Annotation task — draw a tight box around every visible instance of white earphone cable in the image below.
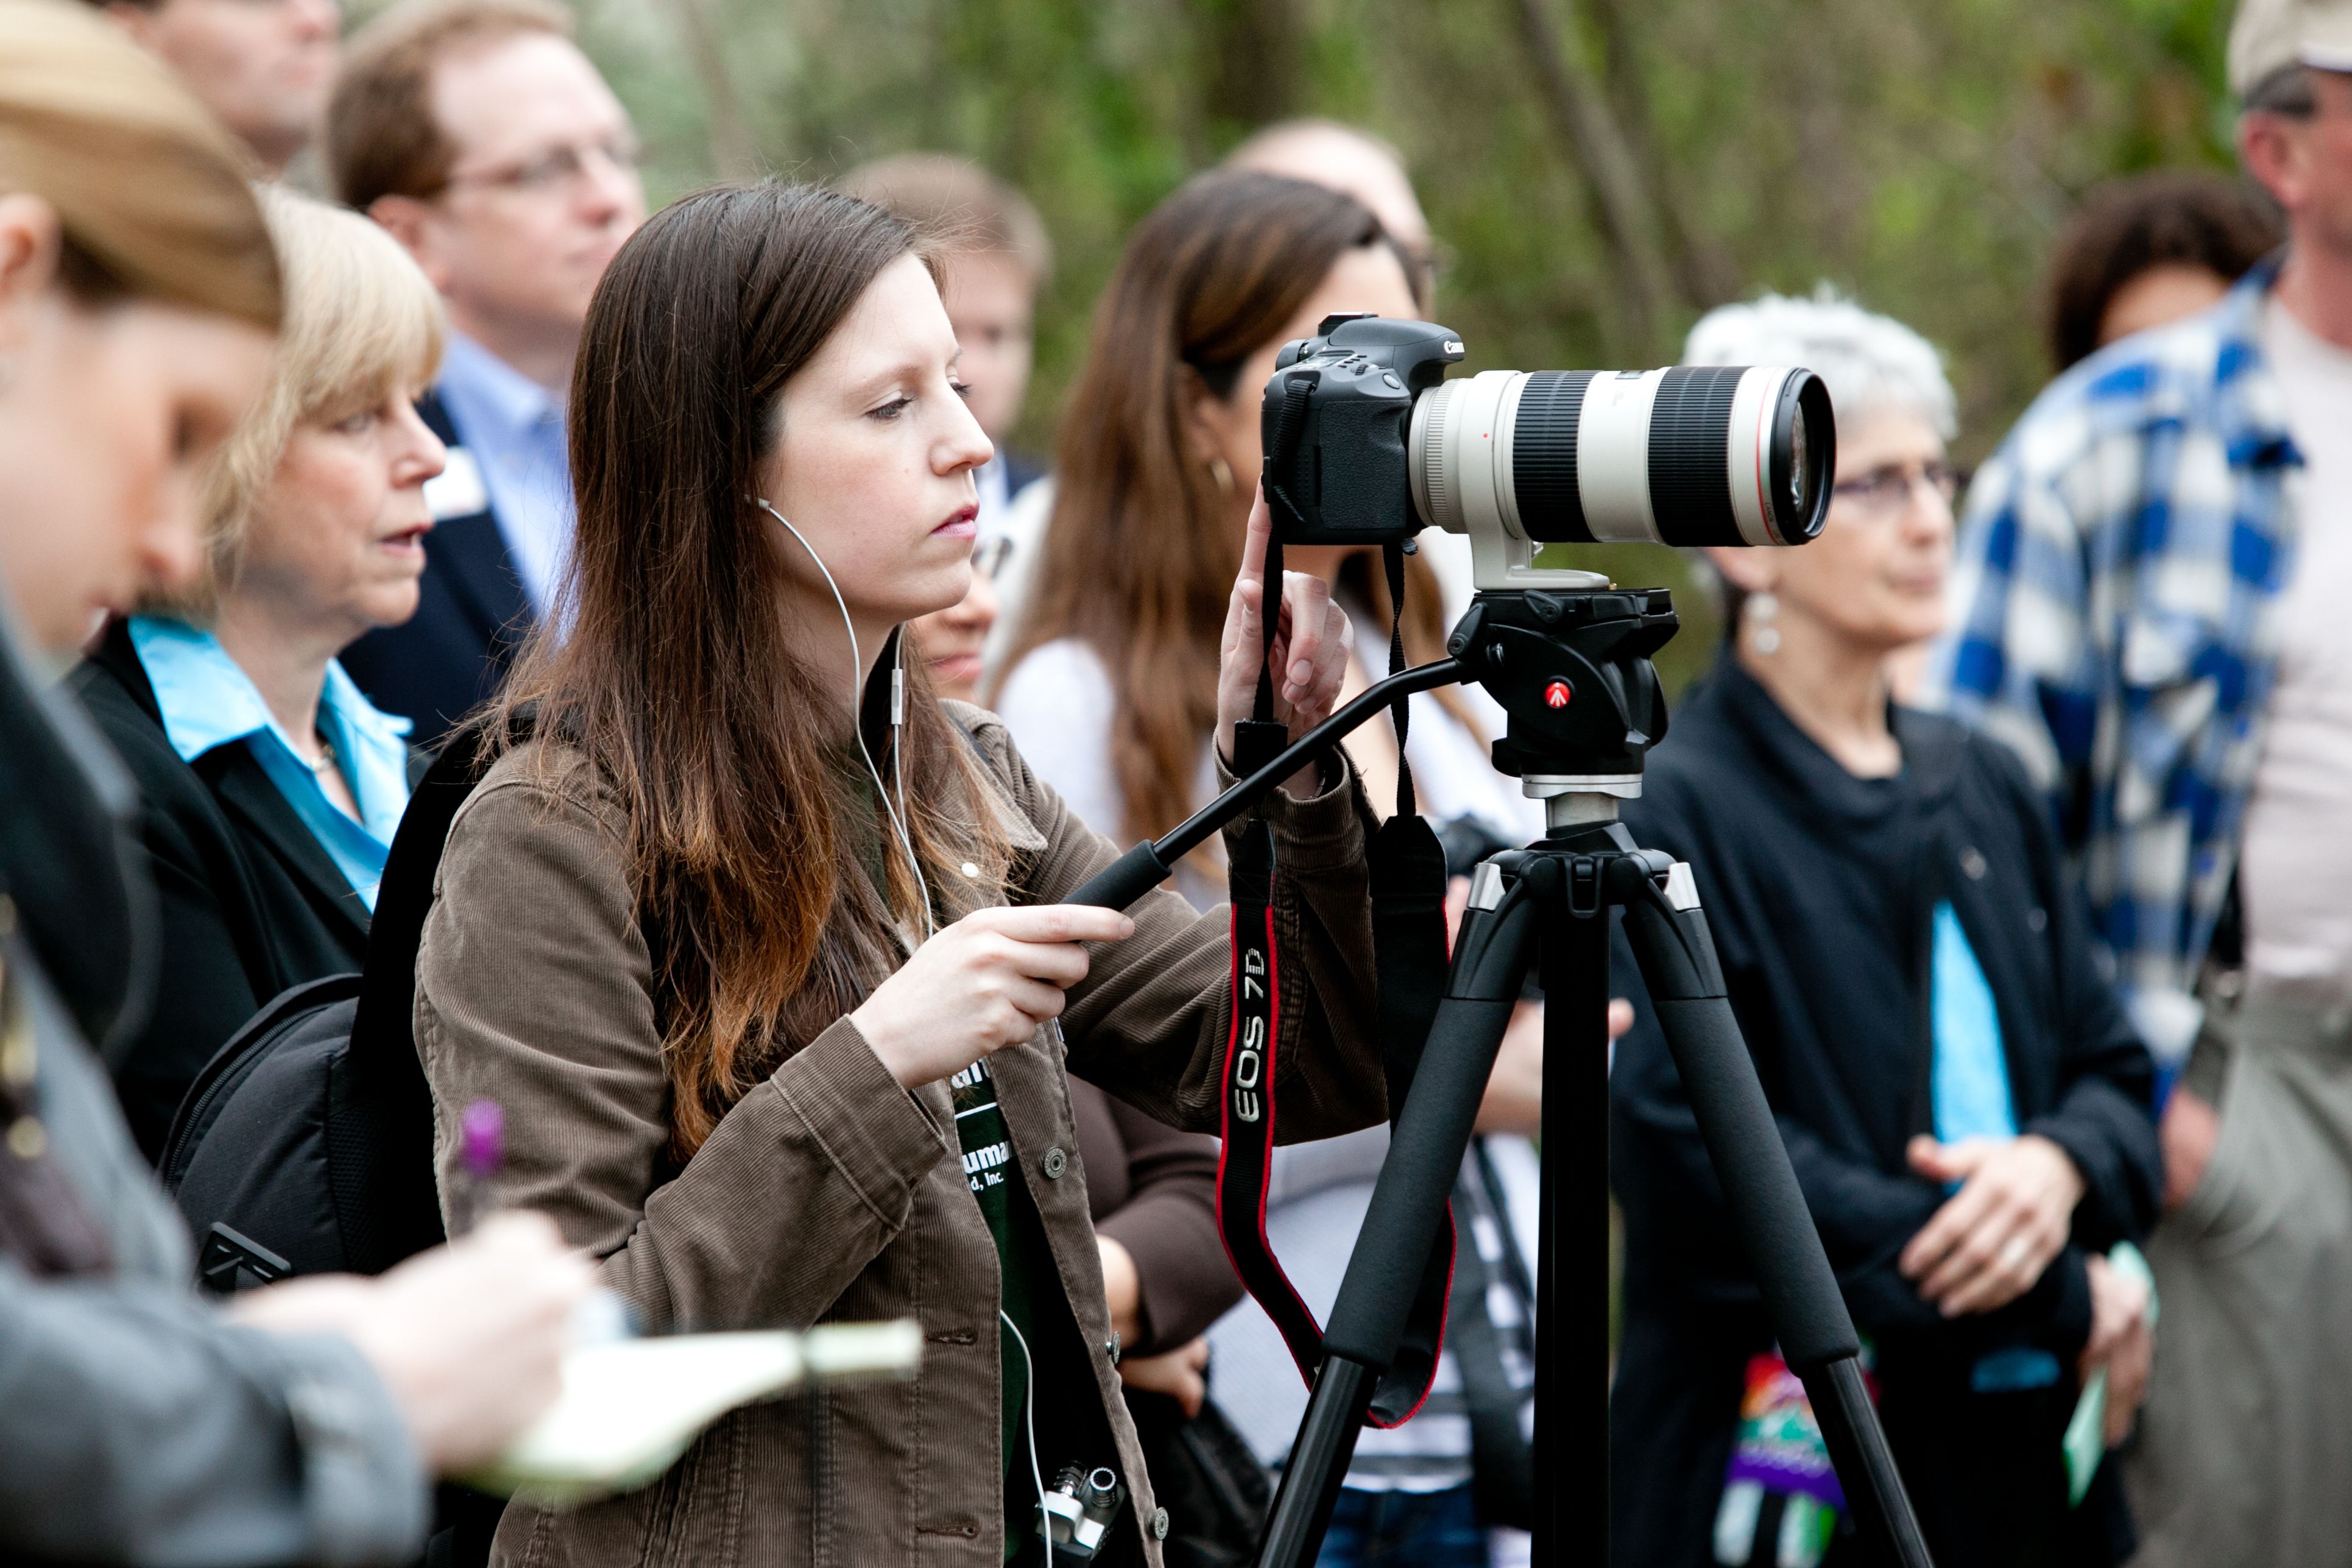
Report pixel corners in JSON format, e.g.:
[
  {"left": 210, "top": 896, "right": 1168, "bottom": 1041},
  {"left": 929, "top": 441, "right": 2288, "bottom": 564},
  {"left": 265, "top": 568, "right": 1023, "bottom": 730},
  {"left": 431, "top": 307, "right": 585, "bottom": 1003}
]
[
  {"left": 754, "top": 496, "right": 933, "bottom": 938},
  {"left": 1000, "top": 1307, "right": 1051, "bottom": 1542}
]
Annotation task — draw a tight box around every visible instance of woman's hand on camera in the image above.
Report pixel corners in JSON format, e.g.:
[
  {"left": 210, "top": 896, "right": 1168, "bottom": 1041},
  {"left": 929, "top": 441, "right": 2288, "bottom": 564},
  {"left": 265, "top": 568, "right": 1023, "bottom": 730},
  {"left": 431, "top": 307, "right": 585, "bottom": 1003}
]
[
  {"left": 1899, "top": 1132, "right": 2085, "bottom": 1316},
  {"left": 850, "top": 905, "right": 1135, "bottom": 1089},
  {"left": 1217, "top": 485, "right": 1352, "bottom": 799}
]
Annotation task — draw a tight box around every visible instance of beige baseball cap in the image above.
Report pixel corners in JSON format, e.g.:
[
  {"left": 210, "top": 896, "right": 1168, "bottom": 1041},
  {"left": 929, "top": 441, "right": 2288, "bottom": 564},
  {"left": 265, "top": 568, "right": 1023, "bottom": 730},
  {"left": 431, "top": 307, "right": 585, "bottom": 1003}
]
[{"left": 2231, "top": 0, "right": 2352, "bottom": 96}]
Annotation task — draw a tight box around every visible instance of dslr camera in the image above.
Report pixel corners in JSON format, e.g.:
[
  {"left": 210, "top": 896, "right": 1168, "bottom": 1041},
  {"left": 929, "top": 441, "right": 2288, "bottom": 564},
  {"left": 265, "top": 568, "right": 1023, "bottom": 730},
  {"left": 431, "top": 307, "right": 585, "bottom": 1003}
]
[{"left": 1259, "top": 314, "right": 1836, "bottom": 587}]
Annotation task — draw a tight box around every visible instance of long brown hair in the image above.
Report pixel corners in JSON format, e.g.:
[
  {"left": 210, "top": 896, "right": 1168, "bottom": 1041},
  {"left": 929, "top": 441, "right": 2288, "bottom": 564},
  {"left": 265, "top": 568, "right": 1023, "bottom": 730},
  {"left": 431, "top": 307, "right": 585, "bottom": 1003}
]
[
  {"left": 1001, "top": 169, "right": 1460, "bottom": 846},
  {"left": 490, "top": 182, "right": 1008, "bottom": 1156}
]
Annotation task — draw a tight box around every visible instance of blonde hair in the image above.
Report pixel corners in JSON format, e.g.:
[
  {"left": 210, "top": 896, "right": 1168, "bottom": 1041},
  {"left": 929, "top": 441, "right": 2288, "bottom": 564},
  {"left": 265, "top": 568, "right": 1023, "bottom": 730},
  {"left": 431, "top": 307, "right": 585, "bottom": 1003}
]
[
  {"left": 0, "top": 0, "right": 280, "bottom": 331},
  {"left": 172, "top": 187, "right": 445, "bottom": 613}
]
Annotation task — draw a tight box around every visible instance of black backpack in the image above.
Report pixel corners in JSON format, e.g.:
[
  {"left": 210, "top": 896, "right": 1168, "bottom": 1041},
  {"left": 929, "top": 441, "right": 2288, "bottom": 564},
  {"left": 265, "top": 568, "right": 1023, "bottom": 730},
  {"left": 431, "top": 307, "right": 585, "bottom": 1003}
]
[{"left": 160, "top": 722, "right": 498, "bottom": 1285}]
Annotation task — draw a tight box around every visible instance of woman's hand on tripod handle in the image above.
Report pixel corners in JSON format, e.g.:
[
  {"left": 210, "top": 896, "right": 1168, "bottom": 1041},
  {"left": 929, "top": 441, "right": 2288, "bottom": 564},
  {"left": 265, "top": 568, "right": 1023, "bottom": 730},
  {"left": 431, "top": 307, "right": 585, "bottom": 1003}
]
[
  {"left": 1216, "top": 485, "right": 1352, "bottom": 800},
  {"left": 851, "top": 905, "right": 1135, "bottom": 1089}
]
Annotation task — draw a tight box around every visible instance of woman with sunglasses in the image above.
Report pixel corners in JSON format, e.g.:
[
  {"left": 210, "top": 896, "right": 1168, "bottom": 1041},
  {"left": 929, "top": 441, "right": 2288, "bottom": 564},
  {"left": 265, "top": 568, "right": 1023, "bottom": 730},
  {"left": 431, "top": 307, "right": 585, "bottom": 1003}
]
[{"left": 1607, "top": 293, "right": 2163, "bottom": 1568}]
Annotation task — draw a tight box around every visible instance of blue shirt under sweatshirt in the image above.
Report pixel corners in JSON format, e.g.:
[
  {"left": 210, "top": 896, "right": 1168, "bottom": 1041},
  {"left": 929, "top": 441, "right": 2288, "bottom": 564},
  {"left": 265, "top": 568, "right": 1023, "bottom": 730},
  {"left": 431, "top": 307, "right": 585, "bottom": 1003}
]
[{"left": 127, "top": 616, "right": 412, "bottom": 909}]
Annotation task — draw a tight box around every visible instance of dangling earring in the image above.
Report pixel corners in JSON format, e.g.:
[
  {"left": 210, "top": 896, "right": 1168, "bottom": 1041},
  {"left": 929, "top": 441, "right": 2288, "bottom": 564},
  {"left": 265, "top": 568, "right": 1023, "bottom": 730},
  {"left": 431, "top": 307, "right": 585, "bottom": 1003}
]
[
  {"left": 1207, "top": 456, "right": 1235, "bottom": 500},
  {"left": 1746, "top": 590, "right": 1781, "bottom": 655}
]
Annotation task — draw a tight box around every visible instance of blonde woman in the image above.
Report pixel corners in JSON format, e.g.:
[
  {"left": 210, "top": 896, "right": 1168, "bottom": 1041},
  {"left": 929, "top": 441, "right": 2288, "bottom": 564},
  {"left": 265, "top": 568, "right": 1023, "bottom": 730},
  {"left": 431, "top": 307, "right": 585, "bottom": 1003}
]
[
  {"left": 0, "top": 7, "right": 587, "bottom": 1559},
  {"left": 73, "top": 185, "right": 448, "bottom": 1160}
]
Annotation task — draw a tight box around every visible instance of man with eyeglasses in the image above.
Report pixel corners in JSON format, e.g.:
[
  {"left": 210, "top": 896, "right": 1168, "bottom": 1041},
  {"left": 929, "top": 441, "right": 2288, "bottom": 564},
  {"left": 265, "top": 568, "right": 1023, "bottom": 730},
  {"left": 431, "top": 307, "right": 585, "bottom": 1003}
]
[
  {"left": 1935, "top": 1, "right": 2352, "bottom": 1559},
  {"left": 326, "top": 0, "right": 645, "bottom": 744}
]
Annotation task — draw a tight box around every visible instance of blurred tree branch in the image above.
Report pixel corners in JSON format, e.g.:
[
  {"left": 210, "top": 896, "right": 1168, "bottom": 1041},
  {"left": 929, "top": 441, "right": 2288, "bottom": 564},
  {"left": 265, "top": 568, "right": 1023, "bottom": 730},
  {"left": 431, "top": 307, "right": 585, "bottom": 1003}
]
[
  {"left": 1587, "top": 0, "right": 1742, "bottom": 309},
  {"left": 1508, "top": 0, "right": 1674, "bottom": 352},
  {"left": 1193, "top": 0, "right": 1302, "bottom": 138},
  {"left": 662, "top": 0, "right": 760, "bottom": 179}
]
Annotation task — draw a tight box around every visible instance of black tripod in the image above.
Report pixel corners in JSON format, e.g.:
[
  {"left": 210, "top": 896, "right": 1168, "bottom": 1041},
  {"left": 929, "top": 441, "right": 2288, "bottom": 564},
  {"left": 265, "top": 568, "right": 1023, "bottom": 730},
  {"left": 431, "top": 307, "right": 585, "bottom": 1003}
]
[{"left": 1070, "top": 585, "right": 1932, "bottom": 1568}]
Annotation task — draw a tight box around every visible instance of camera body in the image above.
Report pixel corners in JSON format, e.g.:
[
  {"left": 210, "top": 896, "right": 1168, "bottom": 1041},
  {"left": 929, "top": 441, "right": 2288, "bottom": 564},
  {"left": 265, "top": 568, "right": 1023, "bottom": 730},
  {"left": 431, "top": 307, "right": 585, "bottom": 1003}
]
[
  {"left": 1260, "top": 314, "right": 1463, "bottom": 546},
  {"left": 1260, "top": 315, "right": 1836, "bottom": 590}
]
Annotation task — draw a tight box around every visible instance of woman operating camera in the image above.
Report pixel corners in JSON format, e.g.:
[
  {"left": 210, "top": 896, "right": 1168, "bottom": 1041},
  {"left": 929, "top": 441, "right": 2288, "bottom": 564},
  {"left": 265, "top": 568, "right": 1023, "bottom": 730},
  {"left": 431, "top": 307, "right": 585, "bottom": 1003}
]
[{"left": 413, "top": 180, "right": 1383, "bottom": 1566}]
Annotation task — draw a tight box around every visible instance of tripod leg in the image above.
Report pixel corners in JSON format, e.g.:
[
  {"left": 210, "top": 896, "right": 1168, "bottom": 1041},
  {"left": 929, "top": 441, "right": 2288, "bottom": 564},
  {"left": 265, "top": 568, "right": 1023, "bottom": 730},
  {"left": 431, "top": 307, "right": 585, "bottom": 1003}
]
[
  {"left": 1534, "top": 900, "right": 1608, "bottom": 1564},
  {"left": 1252, "top": 886, "right": 1539, "bottom": 1568},
  {"left": 1619, "top": 875, "right": 1935, "bottom": 1568}
]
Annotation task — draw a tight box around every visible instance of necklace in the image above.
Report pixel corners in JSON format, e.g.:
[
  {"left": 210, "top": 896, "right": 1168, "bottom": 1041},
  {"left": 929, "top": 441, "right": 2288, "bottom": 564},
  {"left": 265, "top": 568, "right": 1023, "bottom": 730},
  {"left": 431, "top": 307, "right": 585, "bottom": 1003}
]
[{"left": 308, "top": 730, "right": 337, "bottom": 774}]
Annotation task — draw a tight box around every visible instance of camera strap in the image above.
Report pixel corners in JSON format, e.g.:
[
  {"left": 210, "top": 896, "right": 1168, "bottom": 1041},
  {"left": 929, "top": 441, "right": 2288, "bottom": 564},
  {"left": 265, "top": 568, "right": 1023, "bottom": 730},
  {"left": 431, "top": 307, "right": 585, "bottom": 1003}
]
[{"left": 1215, "top": 539, "right": 1455, "bottom": 1430}]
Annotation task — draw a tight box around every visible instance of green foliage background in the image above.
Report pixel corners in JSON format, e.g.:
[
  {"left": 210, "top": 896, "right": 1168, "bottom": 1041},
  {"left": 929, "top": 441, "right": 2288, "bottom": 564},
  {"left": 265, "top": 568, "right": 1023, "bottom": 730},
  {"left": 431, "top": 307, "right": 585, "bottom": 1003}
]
[{"left": 367, "top": 0, "right": 2244, "bottom": 683}]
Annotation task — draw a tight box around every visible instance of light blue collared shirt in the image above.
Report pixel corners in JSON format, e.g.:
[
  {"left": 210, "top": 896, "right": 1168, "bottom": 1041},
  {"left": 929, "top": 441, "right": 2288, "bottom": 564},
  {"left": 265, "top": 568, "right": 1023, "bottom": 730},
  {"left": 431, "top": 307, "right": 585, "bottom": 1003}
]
[
  {"left": 128, "top": 616, "right": 413, "bottom": 910},
  {"left": 433, "top": 331, "right": 573, "bottom": 615}
]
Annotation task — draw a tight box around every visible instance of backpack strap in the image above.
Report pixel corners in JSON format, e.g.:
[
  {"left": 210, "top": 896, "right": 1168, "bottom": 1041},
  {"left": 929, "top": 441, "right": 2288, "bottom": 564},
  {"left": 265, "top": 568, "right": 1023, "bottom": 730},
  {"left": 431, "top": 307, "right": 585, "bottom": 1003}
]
[{"left": 334, "top": 715, "right": 524, "bottom": 1274}]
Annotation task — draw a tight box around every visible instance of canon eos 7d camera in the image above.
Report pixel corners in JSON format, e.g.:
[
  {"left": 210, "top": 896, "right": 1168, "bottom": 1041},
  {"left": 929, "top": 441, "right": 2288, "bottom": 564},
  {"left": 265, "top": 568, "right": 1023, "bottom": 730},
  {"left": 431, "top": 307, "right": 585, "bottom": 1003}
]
[{"left": 1259, "top": 314, "right": 1837, "bottom": 586}]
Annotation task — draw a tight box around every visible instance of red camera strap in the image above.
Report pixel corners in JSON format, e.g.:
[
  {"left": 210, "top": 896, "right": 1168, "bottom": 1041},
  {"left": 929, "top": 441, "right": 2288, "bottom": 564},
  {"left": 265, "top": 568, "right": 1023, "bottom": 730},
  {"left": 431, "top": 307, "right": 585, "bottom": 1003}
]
[{"left": 1214, "top": 814, "right": 1456, "bottom": 1430}]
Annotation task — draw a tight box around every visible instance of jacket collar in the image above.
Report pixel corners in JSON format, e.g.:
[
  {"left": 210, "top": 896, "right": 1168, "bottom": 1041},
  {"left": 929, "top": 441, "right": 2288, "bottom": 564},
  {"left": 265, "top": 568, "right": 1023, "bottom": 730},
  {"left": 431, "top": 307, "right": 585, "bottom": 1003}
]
[
  {"left": 122, "top": 617, "right": 402, "bottom": 927},
  {"left": 1706, "top": 652, "right": 1961, "bottom": 825}
]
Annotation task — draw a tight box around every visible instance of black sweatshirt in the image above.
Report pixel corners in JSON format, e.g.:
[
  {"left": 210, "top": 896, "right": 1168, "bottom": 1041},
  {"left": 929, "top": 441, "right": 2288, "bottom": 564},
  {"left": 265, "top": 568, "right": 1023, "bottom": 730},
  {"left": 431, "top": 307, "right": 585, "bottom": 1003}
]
[{"left": 1608, "top": 658, "right": 2160, "bottom": 1568}]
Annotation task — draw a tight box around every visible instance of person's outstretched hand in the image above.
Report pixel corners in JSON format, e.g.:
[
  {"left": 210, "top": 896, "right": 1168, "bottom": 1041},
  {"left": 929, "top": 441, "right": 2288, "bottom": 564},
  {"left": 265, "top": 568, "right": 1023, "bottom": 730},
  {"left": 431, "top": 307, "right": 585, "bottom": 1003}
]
[
  {"left": 1899, "top": 1134, "right": 2085, "bottom": 1316},
  {"left": 1215, "top": 484, "right": 1351, "bottom": 799},
  {"left": 230, "top": 1211, "right": 594, "bottom": 1472},
  {"left": 852, "top": 904, "right": 1135, "bottom": 1089}
]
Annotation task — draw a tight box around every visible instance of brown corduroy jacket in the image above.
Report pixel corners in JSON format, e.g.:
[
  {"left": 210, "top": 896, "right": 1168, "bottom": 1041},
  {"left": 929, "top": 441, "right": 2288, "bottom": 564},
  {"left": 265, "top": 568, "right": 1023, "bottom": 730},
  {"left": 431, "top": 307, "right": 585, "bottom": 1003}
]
[{"left": 412, "top": 702, "right": 1383, "bottom": 1568}]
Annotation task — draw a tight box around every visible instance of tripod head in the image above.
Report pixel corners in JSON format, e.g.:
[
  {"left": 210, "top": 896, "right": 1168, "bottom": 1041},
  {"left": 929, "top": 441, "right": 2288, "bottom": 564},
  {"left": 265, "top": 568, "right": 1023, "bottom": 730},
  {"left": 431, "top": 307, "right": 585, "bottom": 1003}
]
[
  {"left": 1445, "top": 587, "right": 1679, "bottom": 830},
  {"left": 1064, "top": 582, "right": 1687, "bottom": 908}
]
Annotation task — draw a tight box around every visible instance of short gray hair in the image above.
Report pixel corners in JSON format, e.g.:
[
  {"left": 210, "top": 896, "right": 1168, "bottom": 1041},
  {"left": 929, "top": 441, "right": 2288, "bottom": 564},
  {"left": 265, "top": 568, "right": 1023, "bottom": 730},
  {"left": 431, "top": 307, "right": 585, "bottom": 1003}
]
[{"left": 1682, "top": 286, "right": 1957, "bottom": 440}]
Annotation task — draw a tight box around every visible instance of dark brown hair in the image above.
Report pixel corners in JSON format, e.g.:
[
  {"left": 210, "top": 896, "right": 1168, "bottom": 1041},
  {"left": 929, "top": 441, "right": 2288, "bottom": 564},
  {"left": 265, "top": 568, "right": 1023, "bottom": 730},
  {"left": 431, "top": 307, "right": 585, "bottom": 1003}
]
[
  {"left": 490, "top": 182, "right": 1007, "bottom": 1156},
  {"left": 1001, "top": 169, "right": 1453, "bottom": 847},
  {"left": 2044, "top": 169, "right": 2281, "bottom": 370},
  {"left": 326, "top": 0, "right": 573, "bottom": 209}
]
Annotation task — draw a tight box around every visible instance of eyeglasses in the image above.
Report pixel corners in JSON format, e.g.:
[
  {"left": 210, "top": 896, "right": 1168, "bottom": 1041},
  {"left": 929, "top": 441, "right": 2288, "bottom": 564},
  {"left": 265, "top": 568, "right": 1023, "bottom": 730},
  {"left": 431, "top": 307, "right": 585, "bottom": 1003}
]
[
  {"left": 441, "top": 133, "right": 643, "bottom": 197},
  {"left": 1829, "top": 460, "right": 1962, "bottom": 518},
  {"left": 973, "top": 536, "right": 1014, "bottom": 579}
]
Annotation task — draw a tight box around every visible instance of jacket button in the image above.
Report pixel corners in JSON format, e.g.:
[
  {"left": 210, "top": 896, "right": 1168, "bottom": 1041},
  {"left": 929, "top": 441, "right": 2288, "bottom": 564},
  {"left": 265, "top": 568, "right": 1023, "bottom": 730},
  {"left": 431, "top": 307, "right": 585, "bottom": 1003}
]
[
  {"left": 1151, "top": 1507, "right": 1170, "bottom": 1540},
  {"left": 1042, "top": 1146, "right": 1068, "bottom": 1179}
]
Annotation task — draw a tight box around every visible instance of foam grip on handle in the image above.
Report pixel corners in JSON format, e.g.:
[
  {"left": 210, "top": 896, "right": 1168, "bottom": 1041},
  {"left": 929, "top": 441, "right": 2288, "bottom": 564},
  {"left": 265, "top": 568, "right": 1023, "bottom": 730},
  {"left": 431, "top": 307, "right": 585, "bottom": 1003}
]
[
  {"left": 1065, "top": 842, "right": 1174, "bottom": 911},
  {"left": 1320, "top": 997, "right": 1513, "bottom": 1366},
  {"left": 1648, "top": 997, "right": 1859, "bottom": 1369}
]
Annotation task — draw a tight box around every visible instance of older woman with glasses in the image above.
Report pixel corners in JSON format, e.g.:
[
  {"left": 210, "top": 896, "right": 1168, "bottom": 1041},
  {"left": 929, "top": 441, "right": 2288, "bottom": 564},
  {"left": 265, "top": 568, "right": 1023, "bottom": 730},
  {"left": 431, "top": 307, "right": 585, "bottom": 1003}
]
[{"left": 1607, "top": 294, "right": 2163, "bottom": 1568}]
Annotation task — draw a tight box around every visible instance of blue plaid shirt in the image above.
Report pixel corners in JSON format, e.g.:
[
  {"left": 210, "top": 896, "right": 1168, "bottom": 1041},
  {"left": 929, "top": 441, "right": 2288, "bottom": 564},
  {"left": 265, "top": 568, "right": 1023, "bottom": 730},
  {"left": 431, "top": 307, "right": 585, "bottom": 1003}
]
[{"left": 1929, "top": 262, "right": 2304, "bottom": 1065}]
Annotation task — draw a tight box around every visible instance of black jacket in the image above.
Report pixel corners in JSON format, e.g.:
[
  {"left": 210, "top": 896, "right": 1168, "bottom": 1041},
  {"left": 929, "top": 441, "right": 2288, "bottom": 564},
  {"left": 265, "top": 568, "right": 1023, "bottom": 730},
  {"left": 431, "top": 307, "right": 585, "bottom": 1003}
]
[
  {"left": 1608, "top": 658, "right": 2160, "bottom": 1568},
  {"left": 69, "top": 622, "right": 375, "bottom": 1162},
  {"left": 339, "top": 389, "right": 532, "bottom": 749}
]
